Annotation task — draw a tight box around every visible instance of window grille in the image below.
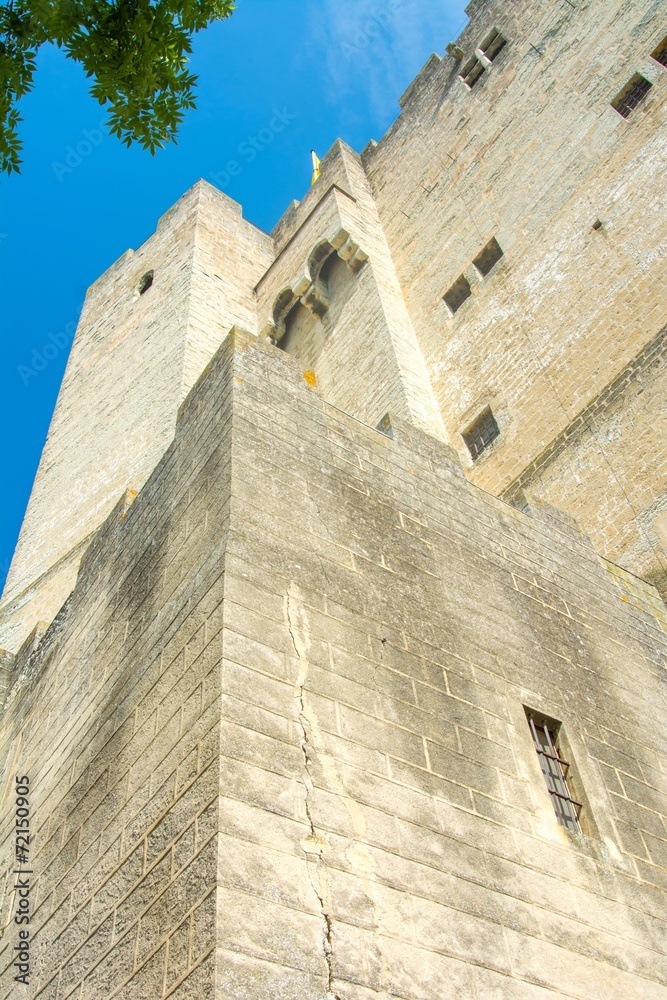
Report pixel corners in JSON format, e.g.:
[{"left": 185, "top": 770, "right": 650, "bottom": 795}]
[
  {"left": 460, "top": 57, "right": 485, "bottom": 89},
  {"left": 611, "top": 74, "right": 653, "bottom": 118},
  {"left": 650, "top": 34, "right": 667, "bottom": 67},
  {"left": 480, "top": 29, "right": 507, "bottom": 62},
  {"left": 528, "top": 714, "right": 582, "bottom": 833},
  {"left": 462, "top": 407, "right": 500, "bottom": 460}
]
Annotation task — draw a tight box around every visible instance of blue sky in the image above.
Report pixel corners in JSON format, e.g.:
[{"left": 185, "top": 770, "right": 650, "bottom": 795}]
[{"left": 0, "top": 0, "right": 468, "bottom": 593}]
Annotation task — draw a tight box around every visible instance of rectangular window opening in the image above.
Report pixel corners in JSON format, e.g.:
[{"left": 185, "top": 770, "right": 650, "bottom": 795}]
[
  {"left": 526, "top": 711, "right": 582, "bottom": 834},
  {"left": 480, "top": 28, "right": 507, "bottom": 62},
  {"left": 462, "top": 407, "right": 500, "bottom": 460},
  {"left": 651, "top": 34, "right": 667, "bottom": 67},
  {"left": 443, "top": 274, "right": 472, "bottom": 315},
  {"left": 611, "top": 73, "right": 653, "bottom": 118},
  {"left": 460, "top": 56, "right": 485, "bottom": 89},
  {"left": 473, "top": 237, "right": 504, "bottom": 277}
]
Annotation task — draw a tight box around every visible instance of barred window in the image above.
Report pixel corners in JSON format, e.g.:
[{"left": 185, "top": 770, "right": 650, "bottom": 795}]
[
  {"left": 527, "top": 713, "right": 582, "bottom": 833},
  {"left": 462, "top": 407, "right": 500, "bottom": 460},
  {"left": 611, "top": 74, "right": 653, "bottom": 118},
  {"left": 650, "top": 33, "right": 667, "bottom": 68}
]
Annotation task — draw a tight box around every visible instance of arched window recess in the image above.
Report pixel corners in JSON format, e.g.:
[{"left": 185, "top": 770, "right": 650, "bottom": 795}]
[{"left": 261, "top": 232, "right": 369, "bottom": 346}]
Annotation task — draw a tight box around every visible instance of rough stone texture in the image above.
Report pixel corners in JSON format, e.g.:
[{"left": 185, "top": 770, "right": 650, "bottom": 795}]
[
  {"left": 0, "top": 183, "right": 273, "bottom": 651},
  {"left": 1, "top": 332, "right": 666, "bottom": 999},
  {"left": 1, "top": 0, "right": 667, "bottom": 996},
  {"left": 504, "top": 326, "right": 667, "bottom": 594},
  {"left": 363, "top": 0, "right": 667, "bottom": 595},
  {"left": 256, "top": 140, "right": 447, "bottom": 442},
  {"left": 3, "top": 0, "right": 666, "bottom": 647}
]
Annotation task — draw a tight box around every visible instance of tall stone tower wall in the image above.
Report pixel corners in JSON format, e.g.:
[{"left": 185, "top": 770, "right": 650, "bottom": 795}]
[
  {"left": 1, "top": 0, "right": 666, "bottom": 996},
  {"left": 364, "top": 0, "right": 667, "bottom": 593},
  {"left": 1, "top": 333, "right": 666, "bottom": 998},
  {"left": 256, "top": 141, "right": 447, "bottom": 441},
  {"left": 0, "top": 184, "right": 273, "bottom": 651}
]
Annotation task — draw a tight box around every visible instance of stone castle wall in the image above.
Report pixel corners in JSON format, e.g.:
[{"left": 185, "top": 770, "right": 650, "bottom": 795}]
[
  {"left": 0, "top": 184, "right": 273, "bottom": 652},
  {"left": 0, "top": 332, "right": 666, "bottom": 998},
  {"left": 3, "top": 0, "right": 666, "bottom": 650},
  {"left": 0, "top": 0, "right": 666, "bottom": 995},
  {"left": 363, "top": 0, "right": 667, "bottom": 593}
]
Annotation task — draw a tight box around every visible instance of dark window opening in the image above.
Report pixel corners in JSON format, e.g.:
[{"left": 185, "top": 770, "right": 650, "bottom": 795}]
[
  {"left": 443, "top": 275, "right": 472, "bottom": 314},
  {"left": 611, "top": 74, "right": 653, "bottom": 118},
  {"left": 592, "top": 219, "right": 603, "bottom": 231},
  {"left": 480, "top": 28, "right": 507, "bottom": 62},
  {"left": 139, "top": 270, "right": 154, "bottom": 295},
  {"left": 460, "top": 56, "right": 485, "bottom": 88},
  {"left": 527, "top": 712, "right": 582, "bottom": 834},
  {"left": 473, "top": 237, "right": 504, "bottom": 277},
  {"left": 462, "top": 407, "right": 500, "bottom": 460},
  {"left": 650, "top": 34, "right": 667, "bottom": 68}
]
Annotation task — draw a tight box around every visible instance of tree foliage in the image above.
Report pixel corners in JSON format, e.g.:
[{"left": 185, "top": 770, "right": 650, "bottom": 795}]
[{"left": 0, "top": 0, "right": 235, "bottom": 173}]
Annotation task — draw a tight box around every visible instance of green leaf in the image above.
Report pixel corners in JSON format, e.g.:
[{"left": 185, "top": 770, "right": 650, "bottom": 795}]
[{"left": 0, "top": 0, "right": 236, "bottom": 173}]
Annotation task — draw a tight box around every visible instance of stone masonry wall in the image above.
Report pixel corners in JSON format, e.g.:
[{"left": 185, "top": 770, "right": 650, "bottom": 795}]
[
  {"left": 504, "top": 324, "right": 667, "bottom": 596},
  {"left": 214, "top": 333, "right": 667, "bottom": 998},
  {"left": 0, "top": 328, "right": 240, "bottom": 999},
  {"left": 2, "top": 332, "right": 665, "bottom": 998},
  {"left": 256, "top": 141, "right": 446, "bottom": 442},
  {"left": 364, "top": 0, "right": 667, "bottom": 589},
  {"left": 0, "top": 183, "right": 273, "bottom": 653}
]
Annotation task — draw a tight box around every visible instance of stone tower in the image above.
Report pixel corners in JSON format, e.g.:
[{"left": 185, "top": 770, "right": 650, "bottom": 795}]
[{"left": 1, "top": 1, "right": 667, "bottom": 998}]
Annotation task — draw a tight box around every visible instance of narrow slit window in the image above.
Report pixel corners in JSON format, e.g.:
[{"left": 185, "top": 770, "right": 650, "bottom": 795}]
[
  {"left": 611, "top": 74, "right": 653, "bottom": 118},
  {"left": 650, "top": 34, "right": 667, "bottom": 67},
  {"left": 462, "top": 407, "right": 499, "bottom": 460},
  {"left": 480, "top": 28, "right": 507, "bottom": 62},
  {"left": 443, "top": 275, "right": 472, "bottom": 314},
  {"left": 527, "top": 713, "right": 582, "bottom": 834},
  {"left": 460, "top": 56, "right": 485, "bottom": 89},
  {"left": 138, "top": 270, "right": 154, "bottom": 295},
  {"left": 473, "top": 237, "right": 504, "bottom": 277}
]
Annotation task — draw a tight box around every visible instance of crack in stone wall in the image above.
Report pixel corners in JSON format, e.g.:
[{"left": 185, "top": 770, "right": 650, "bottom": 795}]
[
  {"left": 286, "top": 588, "right": 342, "bottom": 999},
  {"left": 286, "top": 586, "right": 391, "bottom": 999}
]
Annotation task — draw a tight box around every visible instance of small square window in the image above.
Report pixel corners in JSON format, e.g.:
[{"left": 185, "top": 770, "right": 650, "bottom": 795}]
[
  {"left": 480, "top": 28, "right": 507, "bottom": 62},
  {"left": 443, "top": 275, "right": 472, "bottom": 314},
  {"left": 138, "top": 270, "right": 154, "bottom": 295},
  {"left": 460, "top": 56, "right": 485, "bottom": 89},
  {"left": 611, "top": 74, "right": 653, "bottom": 118},
  {"left": 473, "top": 237, "right": 504, "bottom": 277},
  {"left": 526, "top": 712, "right": 582, "bottom": 834},
  {"left": 462, "top": 407, "right": 500, "bottom": 460},
  {"left": 650, "top": 34, "right": 667, "bottom": 68}
]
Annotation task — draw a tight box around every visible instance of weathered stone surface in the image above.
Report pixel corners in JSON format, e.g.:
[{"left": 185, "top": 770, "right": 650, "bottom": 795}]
[
  {"left": 0, "top": 331, "right": 665, "bottom": 998},
  {"left": 1, "top": 1, "right": 667, "bottom": 995}
]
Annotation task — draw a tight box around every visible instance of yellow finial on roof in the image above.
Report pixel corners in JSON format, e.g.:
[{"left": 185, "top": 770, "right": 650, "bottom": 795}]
[{"left": 311, "top": 150, "right": 321, "bottom": 185}]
